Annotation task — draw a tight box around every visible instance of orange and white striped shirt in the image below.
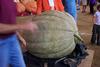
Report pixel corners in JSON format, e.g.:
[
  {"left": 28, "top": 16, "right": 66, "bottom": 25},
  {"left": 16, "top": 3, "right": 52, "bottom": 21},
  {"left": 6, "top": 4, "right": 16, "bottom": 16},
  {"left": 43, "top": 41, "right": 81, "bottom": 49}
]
[{"left": 36, "top": 0, "right": 64, "bottom": 15}]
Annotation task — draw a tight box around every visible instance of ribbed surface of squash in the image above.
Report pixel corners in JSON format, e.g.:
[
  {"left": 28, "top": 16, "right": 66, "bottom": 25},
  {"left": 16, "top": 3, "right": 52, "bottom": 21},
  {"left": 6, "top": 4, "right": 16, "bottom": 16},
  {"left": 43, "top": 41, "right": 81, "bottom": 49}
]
[{"left": 20, "top": 11, "right": 78, "bottom": 58}]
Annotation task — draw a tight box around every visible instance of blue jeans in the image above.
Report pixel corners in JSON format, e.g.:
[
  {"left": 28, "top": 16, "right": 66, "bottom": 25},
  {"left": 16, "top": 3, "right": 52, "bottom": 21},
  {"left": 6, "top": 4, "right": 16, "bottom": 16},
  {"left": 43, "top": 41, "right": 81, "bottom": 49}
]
[{"left": 0, "top": 35, "right": 26, "bottom": 67}]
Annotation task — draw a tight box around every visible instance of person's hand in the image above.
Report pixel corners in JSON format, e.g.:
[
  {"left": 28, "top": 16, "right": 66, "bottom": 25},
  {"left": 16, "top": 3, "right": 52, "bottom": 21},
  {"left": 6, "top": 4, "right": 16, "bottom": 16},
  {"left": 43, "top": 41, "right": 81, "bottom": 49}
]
[
  {"left": 51, "top": 6, "right": 55, "bottom": 10},
  {"left": 36, "top": 11, "right": 42, "bottom": 15},
  {"left": 19, "top": 22, "right": 38, "bottom": 33},
  {"left": 24, "top": 22, "right": 38, "bottom": 33}
]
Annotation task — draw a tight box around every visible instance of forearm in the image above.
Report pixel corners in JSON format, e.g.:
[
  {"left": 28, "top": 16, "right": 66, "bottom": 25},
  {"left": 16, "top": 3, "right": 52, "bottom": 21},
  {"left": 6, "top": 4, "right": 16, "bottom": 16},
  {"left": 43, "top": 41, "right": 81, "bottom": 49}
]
[
  {"left": 0, "top": 22, "right": 38, "bottom": 34},
  {"left": 0, "top": 23, "right": 20, "bottom": 34}
]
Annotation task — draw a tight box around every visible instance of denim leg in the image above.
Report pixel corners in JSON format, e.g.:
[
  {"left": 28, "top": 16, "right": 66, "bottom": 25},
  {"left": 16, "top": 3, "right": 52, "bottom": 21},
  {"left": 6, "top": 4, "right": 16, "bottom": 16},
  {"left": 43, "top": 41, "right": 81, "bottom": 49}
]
[
  {"left": 97, "top": 26, "right": 100, "bottom": 45},
  {"left": 91, "top": 24, "right": 97, "bottom": 44},
  {"left": 0, "top": 42, "right": 9, "bottom": 67},
  {"left": 97, "top": 34, "right": 100, "bottom": 45},
  {"left": 91, "top": 34, "right": 97, "bottom": 44},
  {"left": 9, "top": 35, "right": 26, "bottom": 67}
]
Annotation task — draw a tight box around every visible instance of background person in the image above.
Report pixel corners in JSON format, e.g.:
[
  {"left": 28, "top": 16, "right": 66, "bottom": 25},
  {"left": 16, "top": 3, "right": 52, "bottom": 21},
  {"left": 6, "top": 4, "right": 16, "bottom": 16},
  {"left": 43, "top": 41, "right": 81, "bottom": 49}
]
[
  {"left": 81, "top": 0, "right": 87, "bottom": 13},
  {"left": 91, "top": 5, "right": 100, "bottom": 45},
  {"left": 62, "top": 0, "right": 77, "bottom": 22},
  {"left": 89, "top": 0, "right": 96, "bottom": 15}
]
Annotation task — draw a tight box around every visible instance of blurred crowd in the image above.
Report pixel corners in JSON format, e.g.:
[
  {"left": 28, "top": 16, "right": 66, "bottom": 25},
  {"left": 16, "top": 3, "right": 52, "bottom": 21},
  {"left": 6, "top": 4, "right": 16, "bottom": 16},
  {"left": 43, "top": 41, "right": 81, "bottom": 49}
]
[{"left": 76, "top": 0, "right": 100, "bottom": 15}]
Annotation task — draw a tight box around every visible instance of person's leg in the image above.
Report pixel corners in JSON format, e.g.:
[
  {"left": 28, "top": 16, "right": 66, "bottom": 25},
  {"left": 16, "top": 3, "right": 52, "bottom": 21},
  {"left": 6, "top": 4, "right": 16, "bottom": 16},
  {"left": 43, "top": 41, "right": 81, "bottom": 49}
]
[
  {"left": 82, "top": 5, "right": 85, "bottom": 13},
  {"left": 0, "top": 39, "right": 9, "bottom": 67},
  {"left": 78, "top": 0, "right": 80, "bottom": 5},
  {"left": 97, "top": 34, "right": 100, "bottom": 45},
  {"left": 82, "top": 5, "right": 86, "bottom": 13},
  {"left": 84, "top": 5, "right": 87, "bottom": 12},
  {"left": 9, "top": 35, "right": 26, "bottom": 67},
  {"left": 76, "top": 0, "right": 80, "bottom": 11},
  {"left": 87, "top": 0, "right": 89, "bottom": 5},
  {"left": 91, "top": 24, "right": 97, "bottom": 44},
  {"left": 90, "top": 4, "right": 94, "bottom": 14},
  {"left": 92, "top": 4, "right": 95, "bottom": 14},
  {"left": 97, "top": 26, "right": 100, "bottom": 45},
  {"left": 90, "top": 4, "right": 92, "bottom": 14}
]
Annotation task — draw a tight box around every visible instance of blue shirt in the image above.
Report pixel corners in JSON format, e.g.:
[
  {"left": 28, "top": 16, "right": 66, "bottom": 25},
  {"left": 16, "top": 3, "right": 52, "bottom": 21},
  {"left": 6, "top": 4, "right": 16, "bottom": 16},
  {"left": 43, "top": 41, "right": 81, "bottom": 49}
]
[
  {"left": 62, "top": 0, "right": 77, "bottom": 19},
  {"left": 90, "top": 0, "right": 96, "bottom": 4}
]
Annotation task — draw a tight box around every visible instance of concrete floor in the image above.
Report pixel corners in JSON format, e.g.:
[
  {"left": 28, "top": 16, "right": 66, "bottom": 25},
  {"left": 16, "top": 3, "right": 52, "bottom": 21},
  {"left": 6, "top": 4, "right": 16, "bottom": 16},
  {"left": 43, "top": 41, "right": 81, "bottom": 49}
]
[{"left": 77, "top": 6, "right": 100, "bottom": 67}]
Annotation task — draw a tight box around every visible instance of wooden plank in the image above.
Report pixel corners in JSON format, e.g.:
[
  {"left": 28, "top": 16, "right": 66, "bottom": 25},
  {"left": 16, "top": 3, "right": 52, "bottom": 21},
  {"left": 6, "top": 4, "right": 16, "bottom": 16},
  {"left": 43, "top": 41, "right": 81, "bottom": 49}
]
[{"left": 78, "top": 49, "right": 94, "bottom": 67}]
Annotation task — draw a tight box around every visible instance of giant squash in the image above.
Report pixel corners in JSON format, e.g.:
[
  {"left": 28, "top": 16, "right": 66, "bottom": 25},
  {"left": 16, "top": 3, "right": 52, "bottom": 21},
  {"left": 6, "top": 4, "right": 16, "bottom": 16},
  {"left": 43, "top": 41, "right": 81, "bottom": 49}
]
[{"left": 22, "top": 11, "right": 79, "bottom": 58}]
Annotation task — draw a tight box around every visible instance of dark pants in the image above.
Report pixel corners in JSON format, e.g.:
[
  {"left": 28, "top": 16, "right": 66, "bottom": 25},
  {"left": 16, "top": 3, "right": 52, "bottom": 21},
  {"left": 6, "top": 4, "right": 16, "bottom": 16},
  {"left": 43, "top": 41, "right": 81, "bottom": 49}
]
[
  {"left": 23, "top": 43, "right": 88, "bottom": 67},
  {"left": 89, "top": 3, "right": 95, "bottom": 14},
  {"left": 91, "top": 24, "right": 100, "bottom": 45},
  {"left": 87, "top": 0, "right": 89, "bottom": 5}
]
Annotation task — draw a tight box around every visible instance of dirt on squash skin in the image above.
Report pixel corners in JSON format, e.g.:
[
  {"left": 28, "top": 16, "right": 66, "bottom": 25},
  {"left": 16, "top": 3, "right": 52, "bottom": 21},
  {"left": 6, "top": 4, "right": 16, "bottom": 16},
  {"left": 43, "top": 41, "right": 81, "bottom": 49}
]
[{"left": 77, "top": 6, "right": 100, "bottom": 67}]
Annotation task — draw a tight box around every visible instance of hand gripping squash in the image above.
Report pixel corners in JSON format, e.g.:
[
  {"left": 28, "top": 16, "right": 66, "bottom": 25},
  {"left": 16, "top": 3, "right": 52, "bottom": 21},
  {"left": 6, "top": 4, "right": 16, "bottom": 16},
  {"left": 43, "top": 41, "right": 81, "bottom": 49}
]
[
  {"left": 22, "top": 11, "right": 78, "bottom": 58},
  {"left": 16, "top": 2, "right": 25, "bottom": 13}
]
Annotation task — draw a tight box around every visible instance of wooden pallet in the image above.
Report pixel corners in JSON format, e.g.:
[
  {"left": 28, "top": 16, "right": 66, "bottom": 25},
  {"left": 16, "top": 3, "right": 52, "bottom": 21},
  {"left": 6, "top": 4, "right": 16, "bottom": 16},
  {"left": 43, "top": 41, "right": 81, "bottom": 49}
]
[{"left": 78, "top": 49, "right": 94, "bottom": 67}]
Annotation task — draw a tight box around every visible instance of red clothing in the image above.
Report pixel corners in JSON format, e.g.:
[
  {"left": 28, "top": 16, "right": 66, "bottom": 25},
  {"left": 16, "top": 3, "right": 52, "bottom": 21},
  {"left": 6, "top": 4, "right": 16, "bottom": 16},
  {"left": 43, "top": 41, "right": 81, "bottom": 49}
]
[
  {"left": 0, "top": 0, "right": 17, "bottom": 39},
  {"left": 36, "top": 0, "right": 64, "bottom": 15}
]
